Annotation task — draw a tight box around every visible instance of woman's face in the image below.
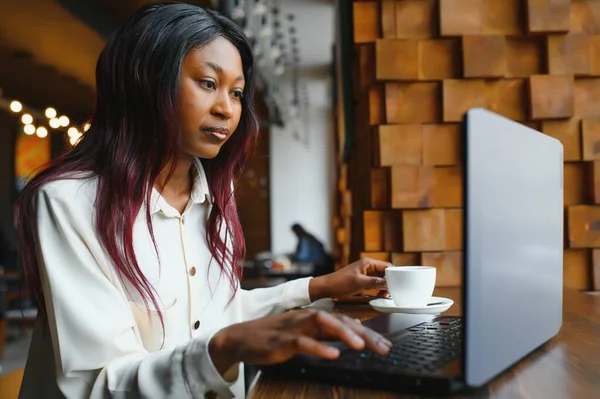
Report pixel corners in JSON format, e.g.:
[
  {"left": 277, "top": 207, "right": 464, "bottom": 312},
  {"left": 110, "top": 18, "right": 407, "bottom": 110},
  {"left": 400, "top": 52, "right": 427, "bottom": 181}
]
[{"left": 179, "top": 36, "right": 245, "bottom": 159}]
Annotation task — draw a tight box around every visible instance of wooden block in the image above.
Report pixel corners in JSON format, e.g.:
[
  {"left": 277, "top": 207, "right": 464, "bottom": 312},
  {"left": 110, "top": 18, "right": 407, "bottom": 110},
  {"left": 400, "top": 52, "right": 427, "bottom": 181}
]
[
  {"left": 433, "top": 166, "right": 463, "bottom": 208},
  {"left": 564, "top": 163, "right": 587, "bottom": 206},
  {"left": 418, "top": 39, "right": 461, "bottom": 80},
  {"left": 548, "top": 34, "right": 591, "bottom": 76},
  {"left": 486, "top": 79, "right": 528, "bottom": 121},
  {"left": 463, "top": 35, "right": 507, "bottom": 78},
  {"left": 354, "top": 2, "right": 380, "bottom": 43},
  {"left": 381, "top": 0, "right": 396, "bottom": 38},
  {"left": 364, "top": 211, "right": 402, "bottom": 252},
  {"left": 571, "top": 0, "right": 600, "bottom": 34},
  {"left": 358, "top": 44, "right": 376, "bottom": 90},
  {"left": 445, "top": 209, "right": 463, "bottom": 250},
  {"left": 506, "top": 37, "right": 545, "bottom": 77},
  {"left": 374, "top": 124, "right": 422, "bottom": 166},
  {"left": 593, "top": 249, "right": 600, "bottom": 290},
  {"left": 564, "top": 249, "right": 592, "bottom": 289},
  {"left": 587, "top": 161, "right": 600, "bottom": 203},
  {"left": 524, "top": 121, "right": 542, "bottom": 131},
  {"left": 391, "top": 165, "right": 434, "bottom": 208},
  {"left": 529, "top": 74, "right": 575, "bottom": 120},
  {"left": 527, "top": 0, "right": 571, "bottom": 33},
  {"left": 442, "top": 79, "right": 487, "bottom": 122},
  {"left": 541, "top": 119, "right": 582, "bottom": 161},
  {"left": 582, "top": 118, "right": 600, "bottom": 160},
  {"left": 591, "top": 35, "right": 600, "bottom": 75},
  {"left": 402, "top": 209, "right": 463, "bottom": 251},
  {"left": 395, "top": 0, "right": 436, "bottom": 39},
  {"left": 369, "top": 84, "right": 385, "bottom": 125},
  {"left": 391, "top": 252, "right": 420, "bottom": 266},
  {"left": 440, "top": 0, "right": 482, "bottom": 36},
  {"left": 482, "top": 0, "right": 523, "bottom": 35},
  {"left": 421, "top": 251, "right": 463, "bottom": 287},
  {"left": 385, "top": 82, "right": 441, "bottom": 123},
  {"left": 376, "top": 39, "right": 419, "bottom": 80},
  {"left": 574, "top": 78, "right": 600, "bottom": 118},
  {"left": 567, "top": 205, "right": 600, "bottom": 248},
  {"left": 360, "top": 252, "right": 390, "bottom": 262},
  {"left": 422, "top": 124, "right": 462, "bottom": 165},
  {"left": 370, "top": 168, "right": 390, "bottom": 209}
]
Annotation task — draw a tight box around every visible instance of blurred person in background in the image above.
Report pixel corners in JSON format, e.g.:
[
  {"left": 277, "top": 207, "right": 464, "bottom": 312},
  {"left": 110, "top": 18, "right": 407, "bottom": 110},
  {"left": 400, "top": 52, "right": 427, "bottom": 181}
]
[
  {"left": 291, "top": 223, "right": 334, "bottom": 276},
  {"left": 14, "top": 3, "right": 390, "bottom": 398}
]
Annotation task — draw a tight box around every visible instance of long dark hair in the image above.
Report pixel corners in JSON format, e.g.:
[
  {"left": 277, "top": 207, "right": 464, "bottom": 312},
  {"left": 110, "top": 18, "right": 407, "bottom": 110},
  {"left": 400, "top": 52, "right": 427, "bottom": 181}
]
[{"left": 15, "top": 2, "right": 259, "bottom": 324}]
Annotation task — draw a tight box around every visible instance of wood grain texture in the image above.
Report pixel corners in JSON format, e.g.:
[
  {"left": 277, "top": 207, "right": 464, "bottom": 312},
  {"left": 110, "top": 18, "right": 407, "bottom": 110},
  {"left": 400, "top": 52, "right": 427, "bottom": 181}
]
[
  {"left": 390, "top": 165, "right": 434, "bottom": 208},
  {"left": 587, "top": 161, "right": 600, "bottom": 204},
  {"left": 370, "top": 168, "right": 390, "bottom": 209},
  {"left": 527, "top": 0, "right": 571, "bottom": 33},
  {"left": 439, "top": 0, "right": 482, "bottom": 36},
  {"left": 574, "top": 78, "right": 600, "bottom": 118},
  {"left": 506, "top": 37, "right": 546, "bottom": 77},
  {"left": 418, "top": 39, "right": 461, "bottom": 80},
  {"left": 354, "top": 1, "right": 380, "bottom": 43},
  {"left": 564, "top": 162, "right": 587, "bottom": 206},
  {"left": 402, "top": 208, "right": 462, "bottom": 251},
  {"left": 564, "top": 249, "right": 592, "bottom": 289},
  {"left": 567, "top": 205, "right": 600, "bottom": 248},
  {"left": 249, "top": 290, "right": 600, "bottom": 399},
  {"left": 381, "top": 0, "right": 396, "bottom": 38},
  {"left": 463, "top": 35, "right": 507, "bottom": 78},
  {"left": 486, "top": 79, "right": 528, "bottom": 121},
  {"left": 547, "top": 34, "right": 592, "bottom": 76},
  {"left": 376, "top": 39, "right": 419, "bottom": 80},
  {"left": 369, "top": 84, "right": 385, "bottom": 125},
  {"left": 433, "top": 166, "right": 463, "bottom": 208},
  {"left": 582, "top": 118, "right": 600, "bottom": 160},
  {"left": 421, "top": 251, "right": 463, "bottom": 286},
  {"left": 529, "top": 74, "right": 575, "bottom": 119},
  {"left": 442, "top": 79, "right": 487, "bottom": 122},
  {"left": 374, "top": 124, "right": 422, "bottom": 166},
  {"left": 571, "top": 0, "right": 600, "bottom": 34},
  {"left": 391, "top": 252, "right": 420, "bottom": 266},
  {"left": 593, "top": 249, "right": 600, "bottom": 290},
  {"left": 483, "top": 0, "right": 524, "bottom": 35},
  {"left": 385, "top": 82, "right": 441, "bottom": 123},
  {"left": 422, "top": 124, "right": 462, "bottom": 165},
  {"left": 395, "top": 0, "right": 436, "bottom": 39},
  {"left": 541, "top": 119, "right": 582, "bottom": 161}
]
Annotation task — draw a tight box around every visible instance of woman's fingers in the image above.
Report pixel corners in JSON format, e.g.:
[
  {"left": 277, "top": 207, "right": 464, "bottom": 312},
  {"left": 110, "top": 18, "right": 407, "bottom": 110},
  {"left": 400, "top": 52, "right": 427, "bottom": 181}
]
[
  {"left": 340, "top": 315, "right": 392, "bottom": 356},
  {"left": 291, "top": 335, "right": 340, "bottom": 359},
  {"left": 313, "top": 310, "right": 366, "bottom": 350},
  {"left": 360, "top": 258, "right": 391, "bottom": 276}
]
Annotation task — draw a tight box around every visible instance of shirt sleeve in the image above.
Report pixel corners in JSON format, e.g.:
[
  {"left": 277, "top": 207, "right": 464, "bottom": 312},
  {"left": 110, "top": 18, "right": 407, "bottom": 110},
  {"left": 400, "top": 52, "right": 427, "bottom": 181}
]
[
  {"left": 236, "top": 277, "right": 313, "bottom": 321},
  {"left": 35, "top": 184, "right": 236, "bottom": 399}
]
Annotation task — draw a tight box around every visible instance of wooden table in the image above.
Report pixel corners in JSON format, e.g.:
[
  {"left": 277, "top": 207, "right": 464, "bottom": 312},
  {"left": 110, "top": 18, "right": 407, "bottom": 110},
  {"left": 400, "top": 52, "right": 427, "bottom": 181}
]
[{"left": 248, "top": 288, "right": 600, "bottom": 399}]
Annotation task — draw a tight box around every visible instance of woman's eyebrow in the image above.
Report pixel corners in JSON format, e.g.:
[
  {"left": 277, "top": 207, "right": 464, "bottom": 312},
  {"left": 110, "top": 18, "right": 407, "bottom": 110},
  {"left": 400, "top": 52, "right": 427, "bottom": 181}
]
[{"left": 203, "top": 61, "right": 245, "bottom": 81}]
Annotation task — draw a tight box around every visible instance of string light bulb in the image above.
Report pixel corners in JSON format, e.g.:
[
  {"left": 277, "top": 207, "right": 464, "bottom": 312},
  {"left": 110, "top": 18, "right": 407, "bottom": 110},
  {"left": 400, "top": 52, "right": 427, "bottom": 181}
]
[
  {"left": 49, "top": 118, "right": 60, "bottom": 129},
  {"left": 83, "top": 123, "right": 91, "bottom": 132},
  {"left": 24, "top": 124, "right": 35, "bottom": 135},
  {"left": 58, "top": 116, "right": 70, "bottom": 127},
  {"left": 10, "top": 101, "right": 22, "bottom": 113},
  {"left": 21, "top": 114, "right": 33, "bottom": 125},
  {"left": 45, "top": 107, "right": 57, "bottom": 118},
  {"left": 36, "top": 127, "right": 48, "bottom": 138}
]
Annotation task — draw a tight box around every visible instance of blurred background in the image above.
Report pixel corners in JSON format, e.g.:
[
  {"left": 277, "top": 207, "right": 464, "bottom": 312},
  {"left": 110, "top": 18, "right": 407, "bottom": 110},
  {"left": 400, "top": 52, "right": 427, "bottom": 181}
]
[{"left": 2, "top": 0, "right": 600, "bottom": 394}]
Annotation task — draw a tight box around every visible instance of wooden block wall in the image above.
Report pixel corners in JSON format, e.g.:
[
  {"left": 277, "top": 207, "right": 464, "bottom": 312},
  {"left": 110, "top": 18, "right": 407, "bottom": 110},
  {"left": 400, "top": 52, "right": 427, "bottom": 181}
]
[{"left": 341, "top": 0, "right": 600, "bottom": 290}]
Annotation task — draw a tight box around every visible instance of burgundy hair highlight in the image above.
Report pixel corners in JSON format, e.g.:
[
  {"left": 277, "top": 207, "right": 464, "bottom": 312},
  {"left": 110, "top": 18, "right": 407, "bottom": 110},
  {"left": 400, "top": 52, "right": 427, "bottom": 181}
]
[{"left": 14, "top": 3, "right": 259, "bottom": 326}]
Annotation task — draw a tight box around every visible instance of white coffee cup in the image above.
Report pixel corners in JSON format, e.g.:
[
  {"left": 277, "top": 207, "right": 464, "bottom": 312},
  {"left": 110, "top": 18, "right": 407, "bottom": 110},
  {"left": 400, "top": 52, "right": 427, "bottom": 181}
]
[{"left": 384, "top": 266, "right": 436, "bottom": 308}]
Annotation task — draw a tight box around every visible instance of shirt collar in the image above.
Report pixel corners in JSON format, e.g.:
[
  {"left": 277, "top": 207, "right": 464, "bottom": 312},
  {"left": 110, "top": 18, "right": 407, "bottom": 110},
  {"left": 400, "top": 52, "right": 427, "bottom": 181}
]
[{"left": 149, "top": 158, "right": 211, "bottom": 216}]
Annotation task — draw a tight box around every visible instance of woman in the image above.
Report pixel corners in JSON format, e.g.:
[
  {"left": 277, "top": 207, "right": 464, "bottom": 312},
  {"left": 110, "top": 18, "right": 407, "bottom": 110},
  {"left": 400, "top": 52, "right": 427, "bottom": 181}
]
[{"left": 15, "top": 3, "right": 391, "bottom": 399}]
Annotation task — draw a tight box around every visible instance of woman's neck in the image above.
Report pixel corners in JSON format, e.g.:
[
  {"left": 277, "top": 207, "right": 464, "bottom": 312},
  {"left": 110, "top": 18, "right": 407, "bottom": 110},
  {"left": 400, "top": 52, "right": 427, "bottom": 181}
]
[{"left": 154, "top": 157, "right": 194, "bottom": 214}]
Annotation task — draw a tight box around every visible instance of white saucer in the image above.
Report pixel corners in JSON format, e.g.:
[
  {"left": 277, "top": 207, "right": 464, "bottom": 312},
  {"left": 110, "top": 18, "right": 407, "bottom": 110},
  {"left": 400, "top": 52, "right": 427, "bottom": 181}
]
[{"left": 369, "top": 296, "right": 454, "bottom": 315}]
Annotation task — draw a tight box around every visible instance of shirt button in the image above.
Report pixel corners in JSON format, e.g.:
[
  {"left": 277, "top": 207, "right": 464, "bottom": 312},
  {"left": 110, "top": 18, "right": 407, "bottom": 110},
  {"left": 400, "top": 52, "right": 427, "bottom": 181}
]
[
  {"left": 193, "top": 320, "right": 200, "bottom": 330},
  {"left": 189, "top": 266, "right": 197, "bottom": 276},
  {"left": 181, "top": 216, "right": 185, "bottom": 225}
]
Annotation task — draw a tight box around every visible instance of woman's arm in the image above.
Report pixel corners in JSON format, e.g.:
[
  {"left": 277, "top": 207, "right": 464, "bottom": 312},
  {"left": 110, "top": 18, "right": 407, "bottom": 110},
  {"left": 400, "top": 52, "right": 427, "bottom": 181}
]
[{"left": 35, "top": 184, "right": 237, "bottom": 399}]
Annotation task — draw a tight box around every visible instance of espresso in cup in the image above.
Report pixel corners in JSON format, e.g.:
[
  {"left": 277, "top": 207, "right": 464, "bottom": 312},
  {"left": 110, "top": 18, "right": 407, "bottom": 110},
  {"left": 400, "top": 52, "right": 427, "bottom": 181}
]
[{"left": 384, "top": 266, "right": 436, "bottom": 307}]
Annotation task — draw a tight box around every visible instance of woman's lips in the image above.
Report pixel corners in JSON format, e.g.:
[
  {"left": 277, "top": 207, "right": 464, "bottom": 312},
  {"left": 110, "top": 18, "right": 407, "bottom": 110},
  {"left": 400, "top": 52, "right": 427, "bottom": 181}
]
[{"left": 201, "top": 127, "right": 229, "bottom": 141}]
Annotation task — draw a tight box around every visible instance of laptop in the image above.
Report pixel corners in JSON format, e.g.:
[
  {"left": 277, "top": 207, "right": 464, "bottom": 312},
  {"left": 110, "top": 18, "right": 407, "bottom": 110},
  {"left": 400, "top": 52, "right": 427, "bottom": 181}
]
[{"left": 261, "top": 108, "right": 564, "bottom": 395}]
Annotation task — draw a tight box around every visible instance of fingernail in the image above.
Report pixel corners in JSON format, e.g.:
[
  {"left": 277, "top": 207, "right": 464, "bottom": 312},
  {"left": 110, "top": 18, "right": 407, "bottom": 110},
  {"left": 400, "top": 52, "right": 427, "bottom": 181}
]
[
  {"left": 378, "top": 340, "right": 391, "bottom": 351},
  {"left": 351, "top": 333, "right": 365, "bottom": 347}
]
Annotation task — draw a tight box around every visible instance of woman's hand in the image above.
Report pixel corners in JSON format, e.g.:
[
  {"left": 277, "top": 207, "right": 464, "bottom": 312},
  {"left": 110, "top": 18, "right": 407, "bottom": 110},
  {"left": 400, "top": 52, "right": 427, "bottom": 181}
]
[
  {"left": 208, "top": 308, "right": 392, "bottom": 375},
  {"left": 308, "top": 257, "right": 390, "bottom": 301}
]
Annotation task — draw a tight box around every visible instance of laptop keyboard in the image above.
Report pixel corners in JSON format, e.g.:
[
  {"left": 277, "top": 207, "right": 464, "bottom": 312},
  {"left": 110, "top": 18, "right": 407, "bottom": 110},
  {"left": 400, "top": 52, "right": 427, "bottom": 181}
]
[{"left": 337, "top": 316, "right": 463, "bottom": 374}]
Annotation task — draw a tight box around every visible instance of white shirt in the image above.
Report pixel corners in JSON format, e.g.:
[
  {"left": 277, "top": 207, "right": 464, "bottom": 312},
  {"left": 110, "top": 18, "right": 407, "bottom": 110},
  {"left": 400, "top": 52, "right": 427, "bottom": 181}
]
[{"left": 18, "top": 159, "right": 313, "bottom": 399}]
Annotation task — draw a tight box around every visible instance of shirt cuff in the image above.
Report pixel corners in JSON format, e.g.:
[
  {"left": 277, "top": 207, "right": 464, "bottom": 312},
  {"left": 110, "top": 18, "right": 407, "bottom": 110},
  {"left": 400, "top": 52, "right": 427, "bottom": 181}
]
[
  {"left": 282, "top": 276, "right": 313, "bottom": 309},
  {"left": 183, "top": 330, "right": 236, "bottom": 399}
]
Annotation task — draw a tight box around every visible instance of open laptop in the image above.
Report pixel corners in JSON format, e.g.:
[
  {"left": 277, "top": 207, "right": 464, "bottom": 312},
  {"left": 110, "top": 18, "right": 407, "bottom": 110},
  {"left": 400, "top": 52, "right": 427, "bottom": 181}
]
[{"left": 261, "top": 108, "right": 564, "bottom": 395}]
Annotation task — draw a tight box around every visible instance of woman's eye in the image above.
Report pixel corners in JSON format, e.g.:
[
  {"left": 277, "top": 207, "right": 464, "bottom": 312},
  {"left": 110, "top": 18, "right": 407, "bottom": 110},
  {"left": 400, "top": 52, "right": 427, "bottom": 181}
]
[
  {"left": 232, "top": 90, "right": 244, "bottom": 99},
  {"left": 200, "top": 80, "right": 216, "bottom": 90}
]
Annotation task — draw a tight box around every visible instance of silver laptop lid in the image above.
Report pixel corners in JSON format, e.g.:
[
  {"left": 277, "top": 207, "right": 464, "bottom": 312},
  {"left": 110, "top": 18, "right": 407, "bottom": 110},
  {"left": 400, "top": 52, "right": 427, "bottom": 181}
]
[{"left": 464, "top": 108, "right": 564, "bottom": 388}]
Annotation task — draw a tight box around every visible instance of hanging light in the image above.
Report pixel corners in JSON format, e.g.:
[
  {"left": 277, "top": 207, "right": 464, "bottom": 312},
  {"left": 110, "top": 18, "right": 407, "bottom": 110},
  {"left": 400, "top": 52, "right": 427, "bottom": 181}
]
[
  {"left": 58, "top": 116, "right": 70, "bottom": 127},
  {"left": 21, "top": 114, "right": 33, "bottom": 124},
  {"left": 23, "top": 124, "right": 35, "bottom": 135},
  {"left": 49, "top": 118, "right": 61, "bottom": 129},
  {"left": 45, "top": 107, "right": 57, "bottom": 118},
  {"left": 36, "top": 127, "right": 48, "bottom": 138},
  {"left": 83, "top": 123, "right": 91, "bottom": 132},
  {"left": 67, "top": 127, "right": 79, "bottom": 138},
  {"left": 10, "top": 101, "right": 22, "bottom": 113}
]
